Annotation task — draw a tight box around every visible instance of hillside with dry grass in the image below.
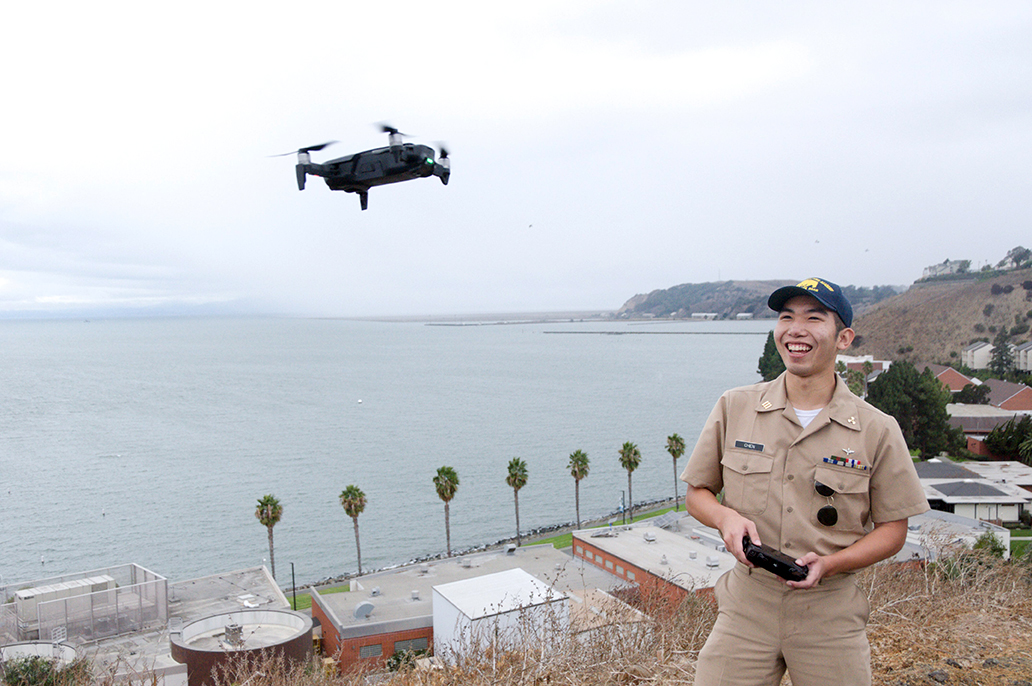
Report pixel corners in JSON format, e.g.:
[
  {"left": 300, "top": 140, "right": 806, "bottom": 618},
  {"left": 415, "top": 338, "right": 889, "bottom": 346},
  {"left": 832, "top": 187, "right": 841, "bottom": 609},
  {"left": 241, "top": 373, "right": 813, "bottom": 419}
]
[{"left": 849, "top": 267, "right": 1032, "bottom": 365}]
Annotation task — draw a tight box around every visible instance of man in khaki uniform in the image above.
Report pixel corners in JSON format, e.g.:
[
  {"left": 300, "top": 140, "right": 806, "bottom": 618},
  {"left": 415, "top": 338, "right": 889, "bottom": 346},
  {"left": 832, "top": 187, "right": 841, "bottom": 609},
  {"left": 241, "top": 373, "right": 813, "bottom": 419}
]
[{"left": 682, "top": 278, "right": 928, "bottom": 686}]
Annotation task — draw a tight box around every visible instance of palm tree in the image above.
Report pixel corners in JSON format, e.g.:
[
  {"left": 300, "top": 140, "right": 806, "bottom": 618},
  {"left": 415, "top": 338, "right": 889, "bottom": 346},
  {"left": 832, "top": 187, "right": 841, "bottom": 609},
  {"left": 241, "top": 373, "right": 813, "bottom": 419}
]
[
  {"left": 339, "top": 485, "right": 367, "bottom": 575},
  {"left": 433, "top": 466, "right": 460, "bottom": 556},
  {"left": 506, "top": 457, "right": 529, "bottom": 546},
  {"left": 254, "top": 494, "right": 283, "bottom": 580},
  {"left": 568, "top": 450, "right": 590, "bottom": 529},
  {"left": 618, "top": 442, "right": 642, "bottom": 523},
  {"left": 666, "top": 433, "right": 686, "bottom": 511}
]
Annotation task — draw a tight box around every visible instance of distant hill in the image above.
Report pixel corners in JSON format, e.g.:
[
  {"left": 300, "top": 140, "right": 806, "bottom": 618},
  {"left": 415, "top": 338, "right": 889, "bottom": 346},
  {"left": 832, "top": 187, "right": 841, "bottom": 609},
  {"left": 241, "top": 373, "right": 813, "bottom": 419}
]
[
  {"left": 849, "top": 267, "right": 1032, "bottom": 364},
  {"left": 616, "top": 280, "right": 901, "bottom": 320},
  {"left": 616, "top": 280, "right": 793, "bottom": 319}
]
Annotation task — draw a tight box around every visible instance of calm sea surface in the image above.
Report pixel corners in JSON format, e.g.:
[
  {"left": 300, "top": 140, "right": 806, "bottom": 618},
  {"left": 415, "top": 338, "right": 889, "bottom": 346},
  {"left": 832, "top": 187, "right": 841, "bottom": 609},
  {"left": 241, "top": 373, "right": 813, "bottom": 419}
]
[{"left": 0, "top": 317, "right": 772, "bottom": 588}]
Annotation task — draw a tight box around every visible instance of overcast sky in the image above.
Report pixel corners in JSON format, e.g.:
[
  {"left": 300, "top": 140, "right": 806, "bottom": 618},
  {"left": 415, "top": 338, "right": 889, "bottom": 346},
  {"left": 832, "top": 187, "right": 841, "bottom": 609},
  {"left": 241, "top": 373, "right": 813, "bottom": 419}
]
[{"left": 1, "top": 1, "right": 1029, "bottom": 317}]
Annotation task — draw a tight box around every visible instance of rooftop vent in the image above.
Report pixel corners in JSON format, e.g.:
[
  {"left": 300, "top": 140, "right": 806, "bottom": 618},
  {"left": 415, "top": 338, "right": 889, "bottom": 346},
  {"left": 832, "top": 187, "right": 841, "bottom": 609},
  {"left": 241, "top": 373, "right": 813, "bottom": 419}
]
[
  {"left": 689, "top": 550, "right": 698, "bottom": 560},
  {"left": 460, "top": 558, "right": 472, "bottom": 568},
  {"left": 224, "top": 623, "right": 243, "bottom": 646},
  {"left": 370, "top": 587, "right": 381, "bottom": 597},
  {"left": 506, "top": 544, "right": 517, "bottom": 555},
  {"left": 660, "top": 555, "right": 669, "bottom": 565},
  {"left": 411, "top": 590, "right": 420, "bottom": 601},
  {"left": 705, "top": 555, "right": 720, "bottom": 569},
  {"left": 643, "top": 532, "right": 657, "bottom": 543}
]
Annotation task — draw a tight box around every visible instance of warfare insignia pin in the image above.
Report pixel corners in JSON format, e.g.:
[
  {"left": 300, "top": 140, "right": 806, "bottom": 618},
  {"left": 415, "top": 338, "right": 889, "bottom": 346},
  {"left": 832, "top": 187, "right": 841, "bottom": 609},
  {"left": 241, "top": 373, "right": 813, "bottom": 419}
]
[{"left": 847, "top": 416, "right": 857, "bottom": 425}]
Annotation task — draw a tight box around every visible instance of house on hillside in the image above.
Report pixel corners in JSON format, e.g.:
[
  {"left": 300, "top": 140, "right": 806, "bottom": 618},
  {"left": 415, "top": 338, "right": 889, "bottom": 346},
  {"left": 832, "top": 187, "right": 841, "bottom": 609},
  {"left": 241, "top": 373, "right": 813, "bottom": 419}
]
[
  {"left": 947, "top": 404, "right": 1020, "bottom": 456},
  {"left": 836, "top": 355, "right": 890, "bottom": 390},
  {"left": 1015, "top": 341, "right": 1032, "bottom": 372},
  {"left": 922, "top": 259, "right": 970, "bottom": 279},
  {"left": 924, "top": 364, "right": 980, "bottom": 393},
  {"left": 962, "top": 341, "right": 994, "bottom": 369},
  {"left": 984, "top": 378, "right": 1032, "bottom": 411}
]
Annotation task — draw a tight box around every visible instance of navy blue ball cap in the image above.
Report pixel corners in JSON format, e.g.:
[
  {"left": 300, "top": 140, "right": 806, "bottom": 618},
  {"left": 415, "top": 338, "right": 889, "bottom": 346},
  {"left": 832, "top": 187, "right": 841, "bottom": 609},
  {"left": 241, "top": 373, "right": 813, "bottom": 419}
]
[{"left": 767, "top": 278, "right": 853, "bottom": 328}]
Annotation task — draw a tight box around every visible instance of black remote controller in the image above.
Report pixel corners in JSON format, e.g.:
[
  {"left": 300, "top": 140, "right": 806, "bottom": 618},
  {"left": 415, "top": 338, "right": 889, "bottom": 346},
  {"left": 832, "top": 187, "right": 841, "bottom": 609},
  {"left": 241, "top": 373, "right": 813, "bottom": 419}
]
[{"left": 742, "top": 536, "right": 809, "bottom": 582}]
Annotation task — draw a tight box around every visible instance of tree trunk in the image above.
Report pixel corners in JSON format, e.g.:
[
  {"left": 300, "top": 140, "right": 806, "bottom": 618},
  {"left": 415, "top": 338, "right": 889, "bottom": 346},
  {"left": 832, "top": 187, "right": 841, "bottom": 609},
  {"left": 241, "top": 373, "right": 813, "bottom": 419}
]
[
  {"left": 514, "top": 490, "right": 521, "bottom": 546},
  {"left": 267, "top": 526, "right": 276, "bottom": 580},
  {"left": 627, "top": 473, "right": 633, "bottom": 522},
  {"left": 445, "top": 502, "right": 452, "bottom": 556},
  {"left": 673, "top": 458, "right": 679, "bottom": 511},
  {"left": 575, "top": 481, "right": 581, "bottom": 530},
  {"left": 352, "top": 517, "right": 362, "bottom": 575}
]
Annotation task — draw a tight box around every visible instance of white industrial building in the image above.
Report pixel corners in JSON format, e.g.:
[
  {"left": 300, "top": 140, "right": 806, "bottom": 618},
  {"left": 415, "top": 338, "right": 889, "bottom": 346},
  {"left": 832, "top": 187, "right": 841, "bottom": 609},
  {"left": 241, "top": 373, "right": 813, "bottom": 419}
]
[{"left": 432, "top": 568, "right": 569, "bottom": 663}]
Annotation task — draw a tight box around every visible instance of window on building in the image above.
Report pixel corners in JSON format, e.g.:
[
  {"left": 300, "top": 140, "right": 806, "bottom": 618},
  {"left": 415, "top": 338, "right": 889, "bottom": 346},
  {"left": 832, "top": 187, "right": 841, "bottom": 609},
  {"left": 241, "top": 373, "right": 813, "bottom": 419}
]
[
  {"left": 616, "top": 565, "right": 624, "bottom": 575},
  {"left": 605, "top": 560, "right": 614, "bottom": 570},
  {"left": 627, "top": 571, "right": 636, "bottom": 581},
  {"left": 576, "top": 545, "right": 583, "bottom": 554},
  {"left": 394, "top": 638, "right": 429, "bottom": 653},
  {"left": 359, "top": 644, "right": 383, "bottom": 659}
]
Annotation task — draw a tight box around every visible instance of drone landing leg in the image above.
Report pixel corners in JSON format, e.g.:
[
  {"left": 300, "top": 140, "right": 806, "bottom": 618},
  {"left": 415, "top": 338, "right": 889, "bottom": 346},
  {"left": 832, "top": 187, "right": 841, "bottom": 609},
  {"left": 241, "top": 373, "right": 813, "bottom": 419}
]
[
  {"left": 295, "top": 165, "right": 307, "bottom": 191},
  {"left": 359, "top": 191, "right": 368, "bottom": 211}
]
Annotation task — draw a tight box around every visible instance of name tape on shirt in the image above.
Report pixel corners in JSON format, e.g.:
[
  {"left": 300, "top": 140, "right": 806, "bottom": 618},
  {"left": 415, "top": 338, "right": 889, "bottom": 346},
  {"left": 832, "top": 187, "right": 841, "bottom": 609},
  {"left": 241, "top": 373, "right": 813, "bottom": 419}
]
[{"left": 734, "top": 440, "right": 764, "bottom": 452}]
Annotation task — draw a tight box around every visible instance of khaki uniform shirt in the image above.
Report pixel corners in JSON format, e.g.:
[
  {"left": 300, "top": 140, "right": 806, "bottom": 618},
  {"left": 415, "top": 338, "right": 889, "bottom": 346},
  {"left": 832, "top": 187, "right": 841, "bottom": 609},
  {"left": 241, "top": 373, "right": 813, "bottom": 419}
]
[{"left": 681, "top": 373, "right": 928, "bottom": 561}]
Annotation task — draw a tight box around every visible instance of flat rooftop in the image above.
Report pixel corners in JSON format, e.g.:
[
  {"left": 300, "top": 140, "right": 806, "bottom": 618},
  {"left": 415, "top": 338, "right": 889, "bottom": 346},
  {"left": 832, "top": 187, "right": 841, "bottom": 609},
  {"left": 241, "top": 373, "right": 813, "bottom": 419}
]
[
  {"left": 897, "top": 509, "right": 1011, "bottom": 561},
  {"left": 961, "top": 460, "right": 1032, "bottom": 487},
  {"left": 317, "top": 544, "right": 626, "bottom": 639},
  {"left": 574, "top": 519, "right": 736, "bottom": 592}
]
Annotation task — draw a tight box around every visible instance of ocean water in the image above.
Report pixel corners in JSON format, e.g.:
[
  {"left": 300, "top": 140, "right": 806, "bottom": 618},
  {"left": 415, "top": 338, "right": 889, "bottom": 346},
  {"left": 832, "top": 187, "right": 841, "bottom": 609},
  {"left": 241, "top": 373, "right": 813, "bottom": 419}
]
[{"left": 0, "top": 317, "right": 771, "bottom": 588}]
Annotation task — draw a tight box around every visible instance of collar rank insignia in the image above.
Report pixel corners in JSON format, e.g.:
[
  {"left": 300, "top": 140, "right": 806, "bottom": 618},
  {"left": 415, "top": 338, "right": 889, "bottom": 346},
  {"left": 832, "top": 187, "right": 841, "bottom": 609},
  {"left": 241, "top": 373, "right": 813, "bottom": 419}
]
[{"left": 761, "top": 401, "right": 773, "bottom": 410}]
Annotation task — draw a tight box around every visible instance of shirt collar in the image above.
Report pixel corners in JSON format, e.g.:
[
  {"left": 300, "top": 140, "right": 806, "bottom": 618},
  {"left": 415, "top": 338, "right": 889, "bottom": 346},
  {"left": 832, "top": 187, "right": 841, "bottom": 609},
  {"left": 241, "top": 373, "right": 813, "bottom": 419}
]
[{"left": 758, "top": 373, "right": 862, "bottom": 432}]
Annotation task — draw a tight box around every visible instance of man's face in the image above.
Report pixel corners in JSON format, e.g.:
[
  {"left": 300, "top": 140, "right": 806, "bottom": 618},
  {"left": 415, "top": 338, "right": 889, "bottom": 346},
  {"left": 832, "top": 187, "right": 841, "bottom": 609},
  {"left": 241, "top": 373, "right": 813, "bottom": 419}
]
[{"left": 774, "top": 295, "right": 854, "bottom": 379}]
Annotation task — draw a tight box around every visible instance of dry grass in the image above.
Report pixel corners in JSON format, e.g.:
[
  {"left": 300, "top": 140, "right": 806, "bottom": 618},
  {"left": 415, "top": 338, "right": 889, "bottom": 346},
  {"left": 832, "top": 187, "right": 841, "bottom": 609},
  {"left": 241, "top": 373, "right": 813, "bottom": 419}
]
[{"left": 104, "top": 550, "right": 1032, "bottom": 686}]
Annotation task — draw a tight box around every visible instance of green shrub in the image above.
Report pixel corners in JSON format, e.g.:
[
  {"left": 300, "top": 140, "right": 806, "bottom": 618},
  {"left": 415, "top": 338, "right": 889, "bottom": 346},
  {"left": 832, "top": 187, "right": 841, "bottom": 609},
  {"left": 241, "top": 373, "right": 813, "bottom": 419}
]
[
  {"left": 972, "top": 531, "right": 1006, "bottom": 558},
  {"left": 1, "top": 656, "right": 91, "bottom": 686}
]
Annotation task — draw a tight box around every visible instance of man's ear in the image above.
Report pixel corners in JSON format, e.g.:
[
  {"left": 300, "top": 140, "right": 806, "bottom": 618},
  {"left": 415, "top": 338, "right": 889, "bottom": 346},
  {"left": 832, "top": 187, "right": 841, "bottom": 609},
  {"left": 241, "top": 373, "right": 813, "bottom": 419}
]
[{"left": 837, "top": 327, "right": 855, "bottom": 350}]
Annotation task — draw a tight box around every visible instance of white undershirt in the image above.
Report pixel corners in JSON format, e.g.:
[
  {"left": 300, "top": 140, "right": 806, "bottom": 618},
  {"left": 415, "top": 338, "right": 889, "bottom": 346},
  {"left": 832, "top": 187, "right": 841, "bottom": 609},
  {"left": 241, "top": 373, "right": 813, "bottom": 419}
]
[{"left": 793, "top": 407, "right": 824, "bottom": 429}]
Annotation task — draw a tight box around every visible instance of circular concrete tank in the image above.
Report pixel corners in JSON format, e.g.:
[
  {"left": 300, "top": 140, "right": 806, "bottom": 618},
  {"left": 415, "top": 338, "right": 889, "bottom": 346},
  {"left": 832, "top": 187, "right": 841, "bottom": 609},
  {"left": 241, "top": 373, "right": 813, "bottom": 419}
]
[{"left": 170, "top": 609, "right": 312, "bottom": 686}]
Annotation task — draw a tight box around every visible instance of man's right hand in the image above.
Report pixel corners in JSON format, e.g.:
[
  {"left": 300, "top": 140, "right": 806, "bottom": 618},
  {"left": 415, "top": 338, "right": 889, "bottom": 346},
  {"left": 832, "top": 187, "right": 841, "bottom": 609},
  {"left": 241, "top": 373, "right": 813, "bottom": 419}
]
[
  {"left": 721, "top": 512, "right": 761, "bottom": 566},
  {"left": 684, "top": 485, "right": 760, "bottom": 567}
]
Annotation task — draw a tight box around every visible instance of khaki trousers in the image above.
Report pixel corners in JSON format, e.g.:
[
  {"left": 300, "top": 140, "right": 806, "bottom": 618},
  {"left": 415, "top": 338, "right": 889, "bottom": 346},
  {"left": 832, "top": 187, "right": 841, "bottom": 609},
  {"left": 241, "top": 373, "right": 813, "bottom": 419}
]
[{"left": 693, "top": 564, "right": 871, "bottom": 686}]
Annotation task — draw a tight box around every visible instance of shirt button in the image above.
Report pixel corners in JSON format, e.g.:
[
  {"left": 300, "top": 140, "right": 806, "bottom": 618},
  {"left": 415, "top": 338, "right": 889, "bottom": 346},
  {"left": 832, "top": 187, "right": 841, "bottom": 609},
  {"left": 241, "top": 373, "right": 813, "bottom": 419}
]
[
  {"left": 786, "top": 507, "right": 794, "bottom": 513},
  {"left": 787, "top": 474, "right": 795, "bottom": 481},
  {"left": 785, "top": 542, "right": 793, "bottom": 548}
]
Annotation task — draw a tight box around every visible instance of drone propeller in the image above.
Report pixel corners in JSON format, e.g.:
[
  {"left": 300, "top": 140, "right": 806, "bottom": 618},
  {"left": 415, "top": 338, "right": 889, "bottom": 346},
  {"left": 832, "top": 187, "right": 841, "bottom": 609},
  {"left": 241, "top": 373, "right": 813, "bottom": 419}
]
[
  {"left": 433, "top": 143, "right": 451, "bottom": 186},
  {"left": 378, "top": 123, "right": 410, "bottom": 137},
  {"left": 269, "top": 141, "right": 337, "bottom": 158}
]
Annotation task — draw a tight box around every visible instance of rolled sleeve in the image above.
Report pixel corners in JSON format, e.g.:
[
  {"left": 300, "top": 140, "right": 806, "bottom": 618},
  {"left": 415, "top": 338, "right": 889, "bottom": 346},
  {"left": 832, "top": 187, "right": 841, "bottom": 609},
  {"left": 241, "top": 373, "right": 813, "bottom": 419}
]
[{"left": 868, "top": 419, "right": 929, "bottom": 523}]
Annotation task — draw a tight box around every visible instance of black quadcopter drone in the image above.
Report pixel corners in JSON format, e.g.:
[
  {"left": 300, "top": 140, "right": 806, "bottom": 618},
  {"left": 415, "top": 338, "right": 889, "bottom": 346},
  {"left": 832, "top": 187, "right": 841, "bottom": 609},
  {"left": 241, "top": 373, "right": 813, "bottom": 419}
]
[{"left": 276, "top": 125, "right": 450, "bottom": 210}]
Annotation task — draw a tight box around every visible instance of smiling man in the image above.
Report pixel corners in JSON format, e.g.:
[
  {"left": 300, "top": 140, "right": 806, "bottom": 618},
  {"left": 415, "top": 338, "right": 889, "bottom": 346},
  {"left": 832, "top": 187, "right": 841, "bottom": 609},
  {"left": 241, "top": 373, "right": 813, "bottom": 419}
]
[{"left": 681, "top": 277, "right": 928, "bottom": 686}]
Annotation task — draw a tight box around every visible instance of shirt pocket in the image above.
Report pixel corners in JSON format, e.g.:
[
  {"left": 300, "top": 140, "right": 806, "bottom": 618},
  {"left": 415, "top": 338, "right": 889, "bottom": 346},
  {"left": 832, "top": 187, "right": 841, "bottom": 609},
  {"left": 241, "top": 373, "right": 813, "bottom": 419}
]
[
  {"left": 720, "top": 450, "right": 774, "bottom": 516},
  {"left": 813, "top": 464, "right": 871, "bottom": 533}
]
